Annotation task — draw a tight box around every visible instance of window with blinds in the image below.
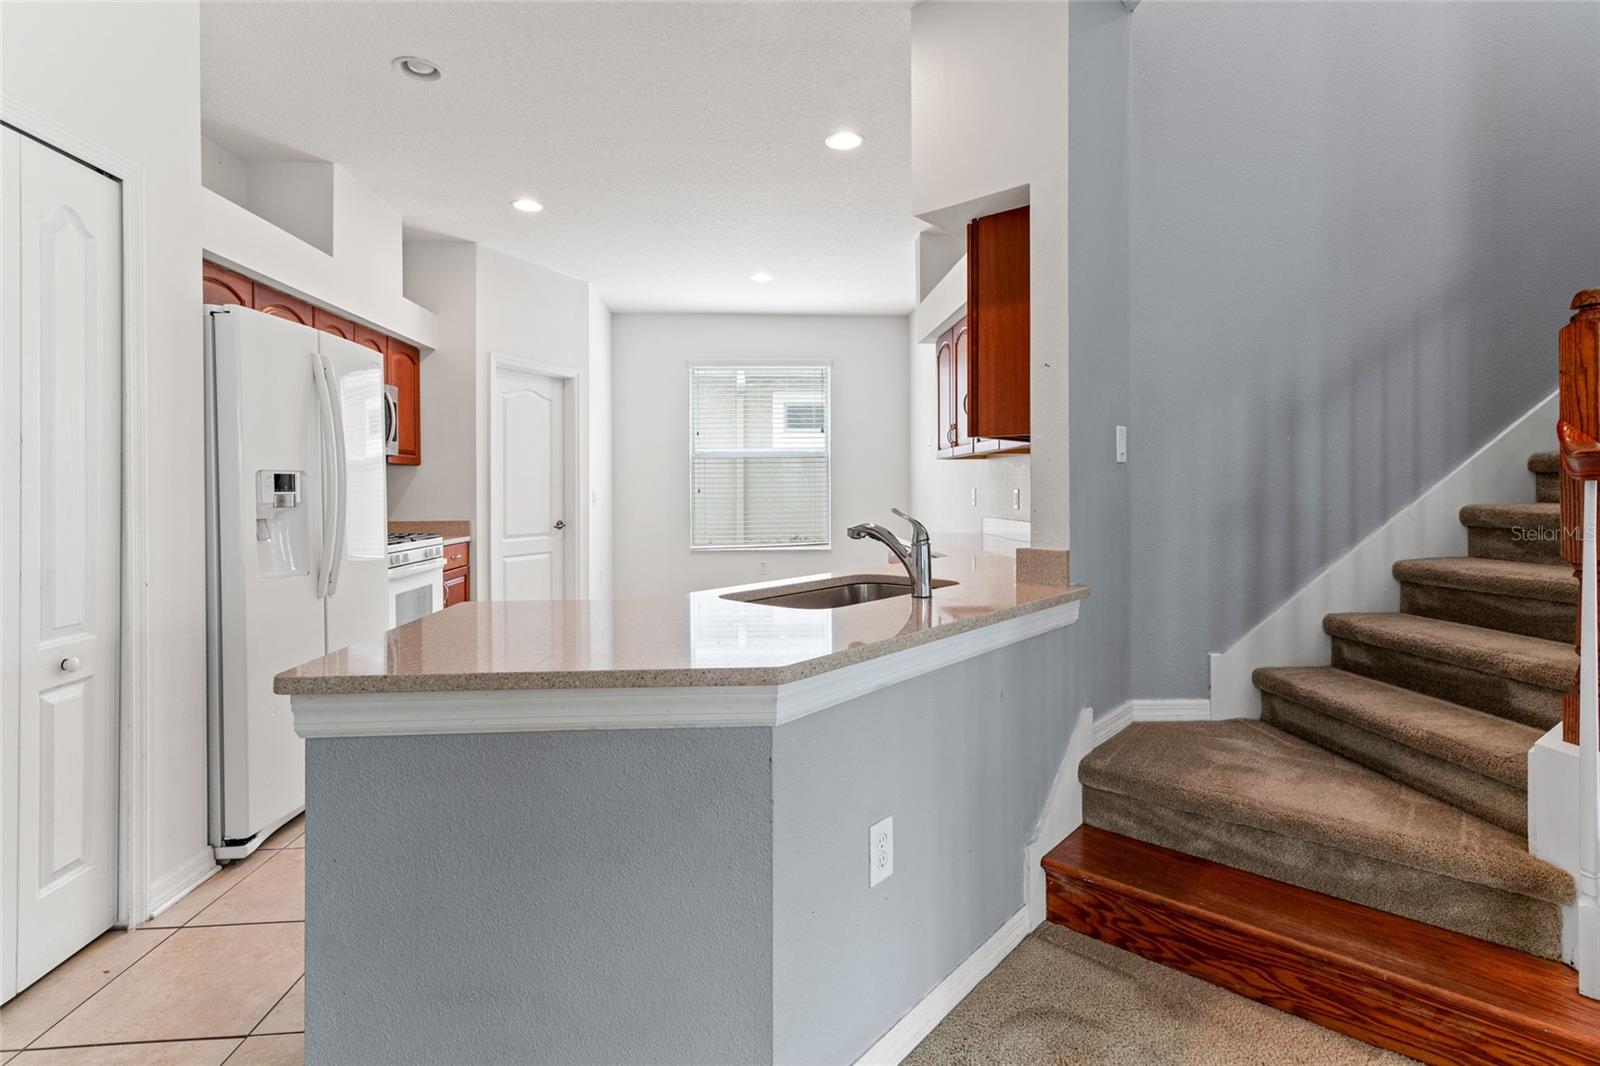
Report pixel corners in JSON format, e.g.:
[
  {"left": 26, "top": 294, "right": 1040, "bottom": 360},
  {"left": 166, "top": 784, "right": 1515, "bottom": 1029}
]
[{"left": 689, "top": 366, "right": 831, "bottom": 549}]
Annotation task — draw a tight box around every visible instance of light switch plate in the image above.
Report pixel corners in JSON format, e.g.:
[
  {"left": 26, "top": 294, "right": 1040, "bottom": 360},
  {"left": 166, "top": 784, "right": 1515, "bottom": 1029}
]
[
  {"left": 868, "top": 816, "right": 894, "bottom": 887},
  {"left": 1116, "top": 425, "right": 1128, "bottom": 463}
]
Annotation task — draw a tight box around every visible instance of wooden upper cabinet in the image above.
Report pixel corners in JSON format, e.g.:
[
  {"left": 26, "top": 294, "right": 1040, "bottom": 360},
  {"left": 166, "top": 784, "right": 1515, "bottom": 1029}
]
[
  {"left": 936, "top": 327, "right": 956, "bottom": 452},
  {"left": 953, "top": 317, "right": 972, "bottom": 445},
  {"left": 353, "top": 323, "right": 387, "bottom": 356},
  {"left": 252, "top": 283, "right": 314, "bottom": 327},
  {"left": 386, "top": 337, "right": 421, "bottom": 466},
  {"left": 203, "top": 260, "right": 253, "bottom": 308},
  {"left": 966, "top": 205, "right": 1030, "bottom": 440},
  {"left": 313, "top": 307, "right": 355, "bottom": 342}
]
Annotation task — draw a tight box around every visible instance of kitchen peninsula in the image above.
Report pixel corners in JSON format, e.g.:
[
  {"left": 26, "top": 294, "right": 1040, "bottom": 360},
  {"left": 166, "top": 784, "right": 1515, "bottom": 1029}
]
[{"left": 277, "top": 543, "right": 1085, "bottom": 1065}]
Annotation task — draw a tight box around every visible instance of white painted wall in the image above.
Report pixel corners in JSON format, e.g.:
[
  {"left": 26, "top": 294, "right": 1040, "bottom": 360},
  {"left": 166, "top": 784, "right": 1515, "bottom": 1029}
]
[
  {"left": 201, "top": 167, "right": 435, "bottom": 347},
  {"left": 391, "top": 241, "right": 478, "bottom": 522},
  {"left": 911, "top": 2, "right": 1068, "bottom": 550},
  {"left": 612, "top": 314, "right": 911, "bottom": 599},
  {"left": 2, "top": 0, "right": 210, "bottom": 915},
  {"left": 587, "top": 292, "right": 615, "bottom": 601}
]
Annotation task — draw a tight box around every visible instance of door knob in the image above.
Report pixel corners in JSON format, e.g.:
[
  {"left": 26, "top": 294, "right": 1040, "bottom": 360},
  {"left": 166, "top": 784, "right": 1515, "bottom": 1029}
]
[
  {"left": 553, "top": 520, "right": 566, "bottom": 530},
  {"left": 60, "top": 656, "right": 81, "bottom": 673}
]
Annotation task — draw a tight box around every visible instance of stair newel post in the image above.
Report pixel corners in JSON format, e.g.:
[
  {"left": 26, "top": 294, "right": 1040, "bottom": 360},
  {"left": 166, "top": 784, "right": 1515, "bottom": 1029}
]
[
  {"left": 1560, "top": 290, "right": 1600, "bottom": 746},
  {"left": 1579, "top": 477, "right": 1599, "bottom": 998}
]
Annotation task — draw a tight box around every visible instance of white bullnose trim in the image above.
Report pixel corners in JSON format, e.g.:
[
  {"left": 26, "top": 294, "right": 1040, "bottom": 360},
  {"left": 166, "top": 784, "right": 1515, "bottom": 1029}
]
[
  {"left": 292, "top": 601, "right": 1079, "bottom": 739},
  {"left": 1092, "top": 698, "right": 1211, "bottom": 746},
  {"left": 855, "top": 906, "right": 1033, "bottom": 1066}
]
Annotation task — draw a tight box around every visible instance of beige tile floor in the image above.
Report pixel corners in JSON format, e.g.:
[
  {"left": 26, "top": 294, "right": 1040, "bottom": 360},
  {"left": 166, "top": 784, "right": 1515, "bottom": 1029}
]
[{"left": 1, "top": 815, "right": 307, "bottom": 1066}]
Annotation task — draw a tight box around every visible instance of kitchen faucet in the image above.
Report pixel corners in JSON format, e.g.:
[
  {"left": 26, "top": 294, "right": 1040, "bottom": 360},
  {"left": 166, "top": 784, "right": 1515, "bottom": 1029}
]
[{"left": 848, "top": 508, "right": 933, "bottom": 598}]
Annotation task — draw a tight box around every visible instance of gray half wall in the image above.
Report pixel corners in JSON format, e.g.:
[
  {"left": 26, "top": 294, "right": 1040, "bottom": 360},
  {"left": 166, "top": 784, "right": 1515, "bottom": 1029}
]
[
  {"left": 772, "top": 629, "right": 1074, "bottom": 1064},
  {"left": 304, "top": 728, "right": 775, "bottom": 1066}
]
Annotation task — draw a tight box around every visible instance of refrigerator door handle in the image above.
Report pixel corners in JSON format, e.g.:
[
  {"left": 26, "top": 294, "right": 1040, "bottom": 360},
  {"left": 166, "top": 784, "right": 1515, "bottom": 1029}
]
[
  {"left": 320, "top": 355, "right": 350, "bottom": 597},
  {"left": 313, "top": 353, "right": 339, "bottom": 599}
]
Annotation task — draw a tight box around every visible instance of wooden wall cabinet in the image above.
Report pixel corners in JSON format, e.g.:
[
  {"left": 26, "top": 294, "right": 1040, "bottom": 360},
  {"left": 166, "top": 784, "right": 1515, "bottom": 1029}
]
[
  {"left": 966, "top": 204, "right": 1030, "bottom": 440},
  {"left": 385, "top": 338, "right": 421, "bottom": 466},
  {"left": 933, "top": 204, "right": 1030, "bottom": 460},
  {"left": 203, "top": 259, "right": 423, "bottom": 467},
  {"left": 443, "top": 541, "right": 470, "bottom": 608}
]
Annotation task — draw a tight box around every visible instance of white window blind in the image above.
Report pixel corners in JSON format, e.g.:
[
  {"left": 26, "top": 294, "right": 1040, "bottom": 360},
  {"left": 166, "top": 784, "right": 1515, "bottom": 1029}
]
[{"left": 690, "top": 366, "right": 830, "bottom": 549}]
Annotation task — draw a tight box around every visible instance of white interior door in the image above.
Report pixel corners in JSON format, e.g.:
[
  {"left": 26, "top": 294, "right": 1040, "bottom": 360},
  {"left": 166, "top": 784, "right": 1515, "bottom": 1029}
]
[
  {"left": 490, "top": 363, "right": 566, "bottom": 601},
  {"left": 1, "top": 128, "right": 123, "bottom": 997}
]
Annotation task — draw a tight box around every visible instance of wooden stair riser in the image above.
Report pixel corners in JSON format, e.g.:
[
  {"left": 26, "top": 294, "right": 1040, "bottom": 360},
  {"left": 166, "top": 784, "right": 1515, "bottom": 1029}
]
[
  {"left": 1398, "top": 581, "right": 1575, "bottom": 643},
  {"left": 1044, "top": 830, "right": 1600, "bottom": 1066},
  {"left": 1467, "top": 526, "right": 1564, "bottom": 564},
  {"left": 1330, "top": 636, "right": 1563, "bottom": 730},
  {"left": 1260, "top": 692, "right": 1527, "bottom": 834}
]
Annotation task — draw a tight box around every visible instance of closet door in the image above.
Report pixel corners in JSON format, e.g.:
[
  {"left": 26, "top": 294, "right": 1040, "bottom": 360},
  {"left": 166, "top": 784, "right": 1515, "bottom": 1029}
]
[{"left": 2, "top": 127, "right": 123, "bottom": 999}]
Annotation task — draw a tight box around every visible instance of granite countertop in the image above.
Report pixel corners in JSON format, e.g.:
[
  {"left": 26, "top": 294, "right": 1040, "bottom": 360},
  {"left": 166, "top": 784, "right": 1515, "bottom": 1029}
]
[
  {"left": 275, "top": 542, "right": 1087, "bottom": 696},
  {"left": 389, "top": 520, "right": 470, "bottom": 544}
]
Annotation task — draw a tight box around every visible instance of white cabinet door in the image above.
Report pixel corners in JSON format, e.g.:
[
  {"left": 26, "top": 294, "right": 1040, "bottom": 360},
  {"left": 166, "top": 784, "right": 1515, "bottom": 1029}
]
[
  {"left": 2, "top": 128, "right": 122, "bottom": 998},
  {"left": 490, "top": 365, "right": 566, "bottom": 601}
]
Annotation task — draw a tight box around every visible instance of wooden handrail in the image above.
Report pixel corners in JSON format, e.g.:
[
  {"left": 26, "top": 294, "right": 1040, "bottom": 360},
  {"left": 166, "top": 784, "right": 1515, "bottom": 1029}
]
[{"left": 1559, "top": 421, "right": 1600, "bottom": 479}]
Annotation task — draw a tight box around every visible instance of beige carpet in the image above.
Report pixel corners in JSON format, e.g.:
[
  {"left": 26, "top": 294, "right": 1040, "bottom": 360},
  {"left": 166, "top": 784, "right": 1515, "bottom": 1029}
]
[{"left": 904, "top": 924, "right": 1412, "bottom": 1066}]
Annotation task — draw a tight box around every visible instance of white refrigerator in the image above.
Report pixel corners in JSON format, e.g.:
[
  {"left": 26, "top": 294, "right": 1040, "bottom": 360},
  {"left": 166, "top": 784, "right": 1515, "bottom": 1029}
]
[{"left": 205, "top": 305, "right": 390, "bottom": 857}]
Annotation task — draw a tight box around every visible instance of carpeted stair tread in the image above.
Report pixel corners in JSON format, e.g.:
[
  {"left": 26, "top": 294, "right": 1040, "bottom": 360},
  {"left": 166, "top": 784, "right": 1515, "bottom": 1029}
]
[
  {"left": 1392, "top": 556, "right": 1576, "bottom": 604},
  {"left": 1323, "top": 611, "right": 1575, "bottom": 691},
  {"left": 1527, "top": 451, "right": 1558, "bottom": 474},
  {"left": 1458, "top": 501, "right": 1560, "bottom": 529},
  {"left": 1252, "top": 666, "right": 1537, "bottom": 787},
  {"left": 1080, "top": 720, "right": 1571, "bottom": 905}
]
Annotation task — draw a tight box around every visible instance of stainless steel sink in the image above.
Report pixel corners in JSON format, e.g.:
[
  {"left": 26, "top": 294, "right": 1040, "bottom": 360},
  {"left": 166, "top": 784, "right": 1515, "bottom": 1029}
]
[{"left": 725, "top": 576, "right": 955, "bottom": 610}]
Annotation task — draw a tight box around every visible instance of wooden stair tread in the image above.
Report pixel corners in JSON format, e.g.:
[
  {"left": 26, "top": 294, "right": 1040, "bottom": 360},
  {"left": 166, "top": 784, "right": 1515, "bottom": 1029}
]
[{"left": 1044, "top": 826, "right": 1600, "bottom": 1064}]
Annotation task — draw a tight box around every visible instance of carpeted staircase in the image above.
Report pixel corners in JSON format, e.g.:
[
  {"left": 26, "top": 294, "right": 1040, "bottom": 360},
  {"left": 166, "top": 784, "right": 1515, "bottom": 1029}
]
[{"left": 1079, "top": 451, "right": 1577, "bottom": 961}]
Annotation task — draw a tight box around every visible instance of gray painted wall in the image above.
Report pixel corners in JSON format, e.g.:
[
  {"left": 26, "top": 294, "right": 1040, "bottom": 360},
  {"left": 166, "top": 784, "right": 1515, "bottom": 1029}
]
[
  {"left": 1070, "top": 1, "right": 1600, "bottom": 705},
  {"left": 301, "top": 629, "right": 1078, "bottom": 1065},
  {"left": 771, "top": 629, "right": 1073, "bottom": 1064},
  {"left": 304, "top": 728, "right": 774, "bottom": 1066},
  {"left": 1067, "top": 0, "right": 1134, "bottom": 718}
]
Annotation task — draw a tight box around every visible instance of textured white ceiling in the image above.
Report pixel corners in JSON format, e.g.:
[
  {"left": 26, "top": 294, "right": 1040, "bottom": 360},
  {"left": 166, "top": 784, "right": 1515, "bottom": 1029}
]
[{"left": 200, "top": 2, "right": 917, "bottom": 313}]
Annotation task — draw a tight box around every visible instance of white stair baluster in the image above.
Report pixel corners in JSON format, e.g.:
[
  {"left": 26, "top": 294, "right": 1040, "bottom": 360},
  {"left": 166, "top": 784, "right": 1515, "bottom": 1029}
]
[{"left": 1579, "top": 478, "right": 1598, "bottom": 998}]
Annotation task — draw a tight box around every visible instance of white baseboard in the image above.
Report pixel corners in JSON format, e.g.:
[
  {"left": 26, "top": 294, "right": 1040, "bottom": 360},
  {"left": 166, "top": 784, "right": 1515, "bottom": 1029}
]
[
  {"left": 1209, "top": 390, "right": 1558, "bottom": 720},
  {"left": 142, "top": 847, "right": 219, "bottom": 926},
  {"left": 1024, "top": 706, "right": 1094, "bottom": 926},
  {"left": 1093, "top": 698, "right": 1212, "bottom": 746},
  {"left": 855, "top": 906, "right": 1033, "bottom": 1066}
]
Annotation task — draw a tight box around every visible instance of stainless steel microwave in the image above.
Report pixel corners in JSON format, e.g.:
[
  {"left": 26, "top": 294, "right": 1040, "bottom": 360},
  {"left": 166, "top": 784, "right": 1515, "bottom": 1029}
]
[{"left": 383, "top": 384, "right": 399, "bottom": 457}]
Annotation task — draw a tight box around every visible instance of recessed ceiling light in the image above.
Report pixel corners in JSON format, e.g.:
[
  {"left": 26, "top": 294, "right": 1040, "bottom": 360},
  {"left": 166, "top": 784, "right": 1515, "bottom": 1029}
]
[
  {"left": 750, "top": 272, "right": 774, "bottom": 283},
  {"left": 825, "top": 130, "right": 863, "bottom": 151},
  {"left": 392, "top": 56, "right": 441, "bottom": 82},
  {"left": 511, "top": 198, "right": 544, "bottom": 213}
]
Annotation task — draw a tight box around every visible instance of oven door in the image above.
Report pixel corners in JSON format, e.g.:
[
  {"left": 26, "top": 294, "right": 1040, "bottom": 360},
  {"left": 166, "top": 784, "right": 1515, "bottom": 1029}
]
[
  {"left": 388, "top": 557, "right": 444, "bottom": 628},
  {"left": 383, "top": 384, "right": 400, "bottom": 458}
]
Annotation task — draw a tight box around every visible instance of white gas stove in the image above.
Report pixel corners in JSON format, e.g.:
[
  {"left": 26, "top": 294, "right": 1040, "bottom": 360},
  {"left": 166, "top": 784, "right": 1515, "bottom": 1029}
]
[{"left": 386, "top": 532, "right": 445, "bottom": 626}]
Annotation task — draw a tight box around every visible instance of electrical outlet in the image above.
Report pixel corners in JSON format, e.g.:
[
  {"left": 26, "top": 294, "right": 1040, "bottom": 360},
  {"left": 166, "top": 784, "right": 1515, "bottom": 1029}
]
[
  {"left": 868, "top": 816, "right": 894, "bottom": 887},
  {"left": 969, "top": 488, "right": 977, "bottom": 507},
  {"left": 758, "top": 560, "right": 770, "bottom": 577},
  {"left": 1116, "top": 425, "right": 1128, "bottom": 463}
]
